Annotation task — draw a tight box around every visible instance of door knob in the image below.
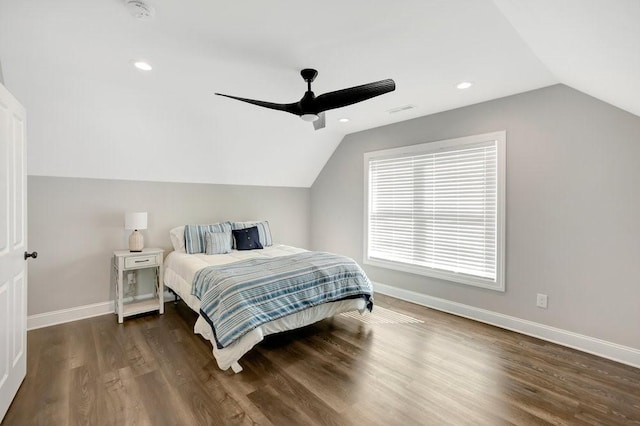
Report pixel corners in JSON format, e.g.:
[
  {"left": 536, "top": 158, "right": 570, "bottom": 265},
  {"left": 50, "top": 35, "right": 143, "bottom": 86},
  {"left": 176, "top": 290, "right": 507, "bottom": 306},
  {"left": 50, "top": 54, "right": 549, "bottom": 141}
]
[{"left": 24, "top": 251, "right": 38, "bottom": 260}]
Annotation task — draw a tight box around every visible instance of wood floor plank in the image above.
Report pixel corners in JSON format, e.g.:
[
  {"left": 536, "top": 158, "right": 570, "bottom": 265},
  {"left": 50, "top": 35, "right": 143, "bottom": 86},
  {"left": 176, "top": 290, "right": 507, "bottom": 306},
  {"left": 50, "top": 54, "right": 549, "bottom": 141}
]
[
  {"left": 243, "top": 350, "right": 349, "bottom": 426},
  {"left": 32, "top": 325, "right": 71, "bottom": 426},
  {"left": 91, "top": 315, "right": 130, "bottom": 375},
  {"left": 4, "top": 294, "right": 640, "bottom": 426},
  {"left": 101, "top": 370, "right": 153, "bottom": 426},
  {"left": 247, "top": 384, "right": 314, "bottom": 426},
  {"left": 2, "top": 325, "right": 70, "bottom": 425},
  {"left": 142, "top": 312, "right": 258, "bottom": 425},
  {"left": 144, "top": 333, "right": 230, "bottom": 425},
  {"left": 134, "top": 369, "right": 199, "bottom": 426}
]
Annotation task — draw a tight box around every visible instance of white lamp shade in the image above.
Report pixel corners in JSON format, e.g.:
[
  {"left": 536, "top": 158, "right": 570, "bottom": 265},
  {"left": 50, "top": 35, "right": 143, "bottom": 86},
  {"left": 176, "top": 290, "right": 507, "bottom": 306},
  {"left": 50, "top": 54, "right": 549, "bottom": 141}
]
[{"left": 125, "top": 212, "right": 147, "bottom": 230}]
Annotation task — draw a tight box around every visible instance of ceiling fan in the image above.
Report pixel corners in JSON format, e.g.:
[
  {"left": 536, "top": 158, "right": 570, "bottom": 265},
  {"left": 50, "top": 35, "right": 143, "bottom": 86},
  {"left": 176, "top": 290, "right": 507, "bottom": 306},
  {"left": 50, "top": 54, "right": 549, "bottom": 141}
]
[{"left": 215, "top": 69, "right": 396, "bottom": 130}]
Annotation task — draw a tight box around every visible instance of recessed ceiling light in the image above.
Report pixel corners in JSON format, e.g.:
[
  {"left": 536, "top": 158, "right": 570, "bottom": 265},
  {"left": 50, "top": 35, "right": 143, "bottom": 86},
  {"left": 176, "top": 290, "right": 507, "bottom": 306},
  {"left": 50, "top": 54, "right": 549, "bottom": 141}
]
[
  {"left": 133, "top": 61, "right": 152, "bottom": 71},
  {"left": 456, "top": 81, "right": 473, "bottom": 89},
  {"left": 338, "top": 118, "right": 350, "bottom": 123}
]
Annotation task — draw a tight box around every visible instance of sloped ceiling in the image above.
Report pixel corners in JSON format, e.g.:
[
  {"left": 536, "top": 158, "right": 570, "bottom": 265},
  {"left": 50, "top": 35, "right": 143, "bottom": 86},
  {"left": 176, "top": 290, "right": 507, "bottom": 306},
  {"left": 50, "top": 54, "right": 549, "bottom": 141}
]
[
  {"left": 0, "top": 0, "right": 636, "bottom": 187},
  {"left": 494, "top": 0, "right": 640, "bottom": 118}
]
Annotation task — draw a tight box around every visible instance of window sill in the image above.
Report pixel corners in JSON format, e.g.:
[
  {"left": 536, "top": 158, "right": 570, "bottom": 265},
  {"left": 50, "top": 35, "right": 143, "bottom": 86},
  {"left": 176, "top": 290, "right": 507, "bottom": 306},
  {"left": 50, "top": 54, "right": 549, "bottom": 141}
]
[{"left": 364, "top": 257, "right": 505, "bottom": 292}]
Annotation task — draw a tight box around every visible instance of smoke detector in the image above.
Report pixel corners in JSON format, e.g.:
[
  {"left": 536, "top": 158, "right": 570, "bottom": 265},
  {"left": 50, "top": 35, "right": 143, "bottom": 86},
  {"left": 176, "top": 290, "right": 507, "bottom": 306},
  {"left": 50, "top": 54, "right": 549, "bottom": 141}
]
[{"left": 125, "top": 0, "right": 155, "bottom": 21}]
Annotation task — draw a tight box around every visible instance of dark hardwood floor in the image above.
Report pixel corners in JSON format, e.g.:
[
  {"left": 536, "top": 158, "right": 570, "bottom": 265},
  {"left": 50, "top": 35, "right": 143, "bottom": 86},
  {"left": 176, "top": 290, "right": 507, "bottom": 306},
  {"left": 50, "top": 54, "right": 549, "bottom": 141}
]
[{"left": 3, "top": 294, "right": 640, "bottom": 425}]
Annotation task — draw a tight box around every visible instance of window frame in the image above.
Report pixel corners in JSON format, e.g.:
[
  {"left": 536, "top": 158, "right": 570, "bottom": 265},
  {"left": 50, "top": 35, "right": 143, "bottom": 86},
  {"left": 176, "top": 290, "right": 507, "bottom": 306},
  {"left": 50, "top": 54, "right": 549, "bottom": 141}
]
[{"left": 363, "top": 131, "right": 506, "bottom": 291}]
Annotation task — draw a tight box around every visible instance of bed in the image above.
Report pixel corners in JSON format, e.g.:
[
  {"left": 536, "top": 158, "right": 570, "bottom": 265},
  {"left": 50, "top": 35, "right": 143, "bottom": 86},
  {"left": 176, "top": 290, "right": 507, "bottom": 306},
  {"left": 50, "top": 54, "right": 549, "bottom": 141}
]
[{"left": 164, "top": 223, "right": 373, "bottom": 373}]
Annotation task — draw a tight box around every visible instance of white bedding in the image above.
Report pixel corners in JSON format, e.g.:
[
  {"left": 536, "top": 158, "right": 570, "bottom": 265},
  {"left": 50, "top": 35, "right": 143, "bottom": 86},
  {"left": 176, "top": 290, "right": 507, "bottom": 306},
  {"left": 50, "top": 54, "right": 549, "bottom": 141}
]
[{"left": 164, "top": 244, "right": 367, "bottom": 372}]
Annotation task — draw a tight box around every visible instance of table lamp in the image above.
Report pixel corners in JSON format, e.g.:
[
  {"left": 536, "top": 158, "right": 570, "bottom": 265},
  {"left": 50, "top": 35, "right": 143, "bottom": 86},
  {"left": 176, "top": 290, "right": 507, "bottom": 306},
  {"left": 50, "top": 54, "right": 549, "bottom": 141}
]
[{"left": 125, "top": 212, "right": 147, "bottom": 252}]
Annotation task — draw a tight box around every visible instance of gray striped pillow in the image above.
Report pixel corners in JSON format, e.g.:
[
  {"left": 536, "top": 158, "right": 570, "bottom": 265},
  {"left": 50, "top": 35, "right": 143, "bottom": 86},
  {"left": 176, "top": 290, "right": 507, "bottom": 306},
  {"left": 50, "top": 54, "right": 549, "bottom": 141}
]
[
  {"left": 230, "top": 221, "right": 272, "bottom": 247},
  {"left": 205, "top": 230, "right": 232, "bottom": 255},
  {"left": 184, "top": 222, "right": 232, "bottom": 254}
]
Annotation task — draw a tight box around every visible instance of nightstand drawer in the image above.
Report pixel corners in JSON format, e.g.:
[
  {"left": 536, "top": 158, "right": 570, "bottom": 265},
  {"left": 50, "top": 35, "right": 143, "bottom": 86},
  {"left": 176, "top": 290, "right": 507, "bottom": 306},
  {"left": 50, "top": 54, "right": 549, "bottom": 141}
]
[{"left": 124, "top": 254, "right": 158, "bottom": 269}]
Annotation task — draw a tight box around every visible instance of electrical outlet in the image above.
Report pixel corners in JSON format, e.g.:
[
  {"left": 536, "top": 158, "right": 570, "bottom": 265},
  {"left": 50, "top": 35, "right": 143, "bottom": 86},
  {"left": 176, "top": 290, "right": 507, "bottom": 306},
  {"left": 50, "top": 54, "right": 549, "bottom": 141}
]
[
  {"left": 536, "top": 293, "right": 548, "bottom": 309},
  {"left": 127, "top": 272, "right": 135, "bottom": 285}
]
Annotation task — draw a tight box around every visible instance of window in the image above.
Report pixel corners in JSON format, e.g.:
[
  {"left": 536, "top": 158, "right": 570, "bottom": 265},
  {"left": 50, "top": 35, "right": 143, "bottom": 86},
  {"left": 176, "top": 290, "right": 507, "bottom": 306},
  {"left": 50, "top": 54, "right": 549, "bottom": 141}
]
[{"left": 364, "top": 131, "right": 505, "bottom": 291}]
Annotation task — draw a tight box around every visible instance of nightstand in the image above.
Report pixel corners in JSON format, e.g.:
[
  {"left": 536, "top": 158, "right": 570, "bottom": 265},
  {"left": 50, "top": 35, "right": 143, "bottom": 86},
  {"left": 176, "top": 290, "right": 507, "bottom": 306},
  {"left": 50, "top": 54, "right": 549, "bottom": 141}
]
[{"left": 113, "top": 248, "right": 164, "bottom": 323}]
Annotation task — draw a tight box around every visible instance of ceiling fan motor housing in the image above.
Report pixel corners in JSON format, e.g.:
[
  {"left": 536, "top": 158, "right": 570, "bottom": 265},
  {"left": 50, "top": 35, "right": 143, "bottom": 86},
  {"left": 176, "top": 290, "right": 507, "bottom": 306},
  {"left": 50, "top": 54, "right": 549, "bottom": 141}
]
[{"left": 300, "top": 91, "right": 318, "bottom": 115}]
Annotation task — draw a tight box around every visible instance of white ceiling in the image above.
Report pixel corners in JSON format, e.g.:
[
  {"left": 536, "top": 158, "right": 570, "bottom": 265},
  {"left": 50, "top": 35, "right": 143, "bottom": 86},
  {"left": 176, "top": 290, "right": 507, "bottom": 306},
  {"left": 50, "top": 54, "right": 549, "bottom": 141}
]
[{"left": 0, "top": 0, "right": 637, "bottom": 187}]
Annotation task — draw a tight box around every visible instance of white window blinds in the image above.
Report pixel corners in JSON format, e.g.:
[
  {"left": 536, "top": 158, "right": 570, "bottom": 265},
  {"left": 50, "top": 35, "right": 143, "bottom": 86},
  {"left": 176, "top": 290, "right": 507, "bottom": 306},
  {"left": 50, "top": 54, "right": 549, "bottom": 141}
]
[{"left": 365, "top": 132, "right": 505, "bottom": 290}]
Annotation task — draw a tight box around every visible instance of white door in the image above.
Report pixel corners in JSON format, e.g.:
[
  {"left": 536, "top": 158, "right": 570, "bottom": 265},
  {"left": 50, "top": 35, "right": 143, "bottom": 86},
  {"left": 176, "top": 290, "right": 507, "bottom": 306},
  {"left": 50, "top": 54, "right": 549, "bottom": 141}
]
[{"left": 0, "top": 82, "right": 27, "bottom": 421}]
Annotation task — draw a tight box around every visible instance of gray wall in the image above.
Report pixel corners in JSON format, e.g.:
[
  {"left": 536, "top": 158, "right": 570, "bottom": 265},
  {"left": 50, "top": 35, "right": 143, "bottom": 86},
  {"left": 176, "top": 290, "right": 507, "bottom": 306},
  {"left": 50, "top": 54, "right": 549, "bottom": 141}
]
[
  {"left": 310, "top": 84, "right": 640, "bottom": 349},
  {"left": 28, "top": 176, "right": 310, "bottom": 315}
]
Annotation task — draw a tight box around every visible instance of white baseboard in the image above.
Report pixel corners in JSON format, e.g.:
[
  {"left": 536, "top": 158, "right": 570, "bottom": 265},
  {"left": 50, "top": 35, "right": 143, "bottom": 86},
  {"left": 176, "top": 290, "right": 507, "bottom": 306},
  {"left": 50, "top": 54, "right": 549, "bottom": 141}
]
[
  {"left": 27, "top": 301, "right": 114, "bottom": 330},
  {"left": 27, "top": 291, "right": 175, "bottom": 330},
  {"left": 373, "top": 281, "right": 640, "bottom": 369}
]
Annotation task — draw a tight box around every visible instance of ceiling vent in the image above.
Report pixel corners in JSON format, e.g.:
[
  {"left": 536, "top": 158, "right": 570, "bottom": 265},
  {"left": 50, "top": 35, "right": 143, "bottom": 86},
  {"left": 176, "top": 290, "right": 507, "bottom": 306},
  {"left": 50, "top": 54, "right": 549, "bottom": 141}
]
[
  {"left": 387, "top": 104, "right": 416, "bottom": 114},
  {"left": 125, "top": 0, "right": 155, "bottom": 20}
]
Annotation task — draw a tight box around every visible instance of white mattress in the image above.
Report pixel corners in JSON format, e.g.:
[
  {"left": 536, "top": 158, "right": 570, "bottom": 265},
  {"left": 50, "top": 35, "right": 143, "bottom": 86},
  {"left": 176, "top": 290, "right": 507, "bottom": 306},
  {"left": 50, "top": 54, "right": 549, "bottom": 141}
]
[{"left": 164, "top": 244, "right": 367, "bottom": 372}]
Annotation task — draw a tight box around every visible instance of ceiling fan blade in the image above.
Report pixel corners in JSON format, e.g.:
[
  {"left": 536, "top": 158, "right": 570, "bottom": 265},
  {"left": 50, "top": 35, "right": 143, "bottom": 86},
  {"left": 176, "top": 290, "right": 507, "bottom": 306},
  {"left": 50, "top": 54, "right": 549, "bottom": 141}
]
[
  {"left": 313, "top": 112, "right": 326, "bottom": 130},
  {"left": 215, "top": 93, "right": 301, "bottom": 115},
  {"left": 314, "top": 79, "right": 395, "bottom": 113}
]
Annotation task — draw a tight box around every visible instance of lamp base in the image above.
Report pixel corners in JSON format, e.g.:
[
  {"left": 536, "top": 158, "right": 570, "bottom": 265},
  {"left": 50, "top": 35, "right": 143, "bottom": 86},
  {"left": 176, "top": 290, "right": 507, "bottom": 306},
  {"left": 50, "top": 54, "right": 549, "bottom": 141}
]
[{"left": 129, "top": 230, "right": 144, "bottom": 252}]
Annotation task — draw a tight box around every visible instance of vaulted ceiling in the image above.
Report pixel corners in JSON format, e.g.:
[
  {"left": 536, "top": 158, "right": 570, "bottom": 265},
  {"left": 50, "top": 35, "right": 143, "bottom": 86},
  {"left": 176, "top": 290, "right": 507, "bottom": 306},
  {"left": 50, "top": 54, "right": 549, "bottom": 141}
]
[{"left": 0, "top": 0, "right": 637, "bottom": 187}]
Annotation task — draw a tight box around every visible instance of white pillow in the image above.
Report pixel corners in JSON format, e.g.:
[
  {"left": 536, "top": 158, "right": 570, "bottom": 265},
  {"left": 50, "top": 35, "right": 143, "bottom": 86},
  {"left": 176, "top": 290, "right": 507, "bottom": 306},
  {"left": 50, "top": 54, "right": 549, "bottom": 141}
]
[{"left": 169, "top": 226, "right": 186, "bottom": 252}]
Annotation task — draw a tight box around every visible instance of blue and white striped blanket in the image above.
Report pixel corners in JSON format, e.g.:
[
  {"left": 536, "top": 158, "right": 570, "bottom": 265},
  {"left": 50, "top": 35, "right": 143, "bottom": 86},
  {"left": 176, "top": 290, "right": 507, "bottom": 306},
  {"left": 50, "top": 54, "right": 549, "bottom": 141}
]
[{"left": 192, "top": 251, "right": 374, "bottom": 349}]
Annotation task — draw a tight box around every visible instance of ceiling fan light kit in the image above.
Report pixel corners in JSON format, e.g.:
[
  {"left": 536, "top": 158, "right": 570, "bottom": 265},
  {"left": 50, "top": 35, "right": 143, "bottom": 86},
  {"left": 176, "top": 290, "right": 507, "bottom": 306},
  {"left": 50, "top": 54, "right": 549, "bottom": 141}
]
[{"left": 216, "top": 68, "right": 395, "bottom": 130}]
